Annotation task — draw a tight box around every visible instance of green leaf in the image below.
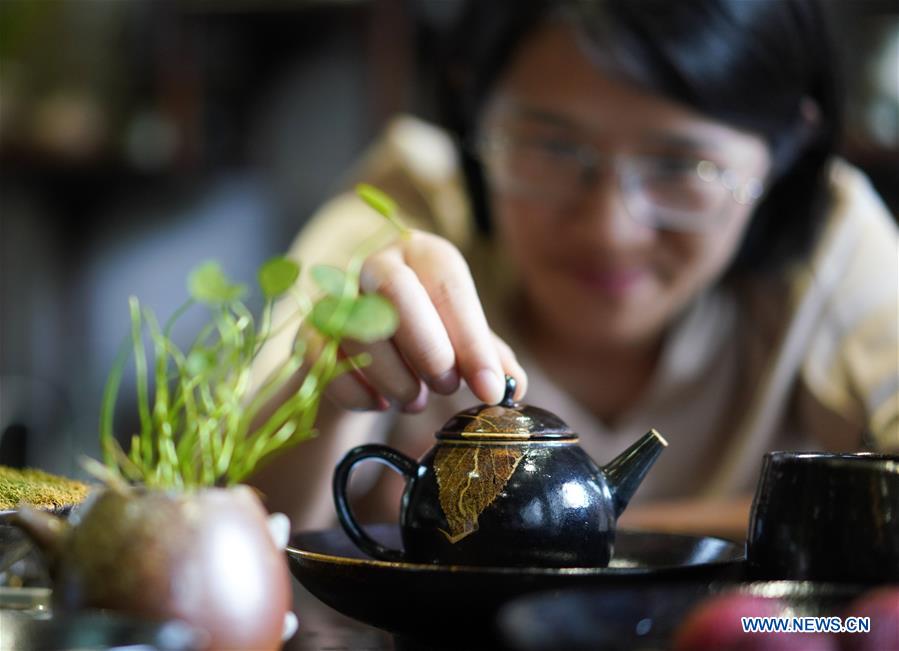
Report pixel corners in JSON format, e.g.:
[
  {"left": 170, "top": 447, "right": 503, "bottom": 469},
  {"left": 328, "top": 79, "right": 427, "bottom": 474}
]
[
  {"left": 98, "top": 199, "right": 410, "bottom": 487},
  {"left": 311, "top": 265, "right": 351, "bottom": 298},
  {"left": 356, "top": 183, "right": 397, "bottom": 218},
  {"left": 310, "top": 295, "right": 346, "bottom": 339},
  {"left": 129, "top": 297, "right": 153, "bottom": 467},
  {"left": 188, "top": 261, "right": 246, "bottom": 305},
  {"left": 258, "top": 257, "right": 300, "bottom": 299},
  {"left": 311, "top": 294, "right": 398, "bottom": 343},
  {"left": 99, "top": 335, "right": 131, "bottom": 470},
  {"left": 343, "top": 294, "right": 398, "bottom": 343},
  {"left": 186, "top": 349, "right": 217, "bottom": 376},
  {"left": 162, "top": 298, "right": 194, "bottom": 338},
  {"left": 355, "top": 184, "right": 410, "bottom": 236}
]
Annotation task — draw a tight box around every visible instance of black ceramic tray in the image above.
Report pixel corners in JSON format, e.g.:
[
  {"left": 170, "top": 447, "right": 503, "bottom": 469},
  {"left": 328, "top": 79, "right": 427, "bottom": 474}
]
[
  {"left": 286, "top": 524, "right": 744, "bottom": 649},
  {"left": 498, "top": 581, "right": 870, "bottom": 651}
]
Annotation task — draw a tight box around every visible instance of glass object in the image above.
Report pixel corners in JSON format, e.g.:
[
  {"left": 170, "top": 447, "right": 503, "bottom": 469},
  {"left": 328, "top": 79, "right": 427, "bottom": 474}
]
[{"left": 476, "top": 132, "right": 765, "bottom": 232}]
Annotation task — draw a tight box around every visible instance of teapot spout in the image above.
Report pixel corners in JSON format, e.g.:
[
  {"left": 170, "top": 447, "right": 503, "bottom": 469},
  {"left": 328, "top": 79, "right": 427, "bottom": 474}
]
[{"left": 601, "top": 429, "right": 668, "bottom": 518}]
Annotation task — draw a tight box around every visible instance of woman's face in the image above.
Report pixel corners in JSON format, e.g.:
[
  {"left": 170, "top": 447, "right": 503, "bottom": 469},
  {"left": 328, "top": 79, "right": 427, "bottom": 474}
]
[{"left": 481, "top": 23, "right": 772, "bottom": 351}]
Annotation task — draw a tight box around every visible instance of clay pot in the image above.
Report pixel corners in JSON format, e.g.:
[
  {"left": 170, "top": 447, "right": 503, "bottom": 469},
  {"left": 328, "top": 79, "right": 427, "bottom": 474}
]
[{"left": 14, "top": 485, "right": 291, "bottom": 651}]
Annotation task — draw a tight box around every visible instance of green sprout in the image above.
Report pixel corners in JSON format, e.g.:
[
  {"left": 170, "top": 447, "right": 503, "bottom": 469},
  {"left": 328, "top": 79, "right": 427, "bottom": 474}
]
[
  {"left": 98, "top": 185, "right": 403, "bottom": 489},
  {"left": 356, "top": 183, "right": 412, "bottom": 239}
]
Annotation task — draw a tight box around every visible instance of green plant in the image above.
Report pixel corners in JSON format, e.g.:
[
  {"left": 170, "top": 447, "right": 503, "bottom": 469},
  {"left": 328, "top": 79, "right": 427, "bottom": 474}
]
[{"left": 97, "top": 184, "right": 405, "bottom": 489}]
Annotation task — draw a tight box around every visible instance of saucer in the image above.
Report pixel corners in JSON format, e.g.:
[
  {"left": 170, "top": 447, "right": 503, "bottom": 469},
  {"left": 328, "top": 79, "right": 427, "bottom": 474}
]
[{"left": 286, "top": 524, "right": 744, "bottom": 647}]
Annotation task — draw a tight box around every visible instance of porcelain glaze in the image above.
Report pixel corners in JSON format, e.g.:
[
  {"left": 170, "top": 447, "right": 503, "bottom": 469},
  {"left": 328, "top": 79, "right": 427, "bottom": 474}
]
[
  {"left": 333, "top": 376, "right": 667, "bottom": 568},
  {"left": 12, "top": 487, "right": 290, "bottom": 651},
  {"left": 747, "top": 451, "right": 899, "bottom": 582}
]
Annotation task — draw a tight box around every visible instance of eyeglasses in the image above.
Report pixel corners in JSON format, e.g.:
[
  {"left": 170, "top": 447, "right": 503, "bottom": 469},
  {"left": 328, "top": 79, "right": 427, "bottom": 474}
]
[{"left": 475, "top": 132, "right": 766, "bottom": 232}]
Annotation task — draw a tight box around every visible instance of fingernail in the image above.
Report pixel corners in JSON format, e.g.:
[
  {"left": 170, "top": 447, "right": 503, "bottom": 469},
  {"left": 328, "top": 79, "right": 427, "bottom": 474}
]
[
  {"left": 402, "top": 384, "right": 429, "bottom": 414},
  {"left": 513, "top": 370, "right": 528, "bottom": 400},
  {"left": 473, "top": 369, "right": 505, "bottom": 405},
  {"left": 266, "top": 513, "right": 291, "bottom": 549},
  {"left": 429, "top": 368, "right": 459, "bottom": 395}
]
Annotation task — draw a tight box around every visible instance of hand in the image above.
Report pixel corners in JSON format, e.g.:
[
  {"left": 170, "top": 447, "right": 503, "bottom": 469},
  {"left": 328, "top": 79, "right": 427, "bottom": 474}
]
[{"left": 324, "top": 231, "right": 527, "bottom": 413}]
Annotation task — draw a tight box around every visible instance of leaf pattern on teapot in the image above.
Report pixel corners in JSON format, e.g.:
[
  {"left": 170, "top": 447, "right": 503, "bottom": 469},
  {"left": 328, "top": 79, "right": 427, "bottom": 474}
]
[
  {"left": 434, "top": 443, "right": 525, "bottom": 543},
  {"left": 459, "top": 406, "right": 534, "bottom": 435}
]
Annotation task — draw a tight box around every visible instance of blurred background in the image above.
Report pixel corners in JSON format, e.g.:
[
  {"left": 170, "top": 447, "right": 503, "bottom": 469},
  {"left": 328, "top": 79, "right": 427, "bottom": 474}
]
[{"left": 1, "top": 0, "right": 897, "bottom": 478}]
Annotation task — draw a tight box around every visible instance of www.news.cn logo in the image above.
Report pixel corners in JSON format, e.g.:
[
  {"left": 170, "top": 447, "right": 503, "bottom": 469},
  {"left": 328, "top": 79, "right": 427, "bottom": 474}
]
[{"left": 741, "top": 616, "right": 871, "bottom": 634}]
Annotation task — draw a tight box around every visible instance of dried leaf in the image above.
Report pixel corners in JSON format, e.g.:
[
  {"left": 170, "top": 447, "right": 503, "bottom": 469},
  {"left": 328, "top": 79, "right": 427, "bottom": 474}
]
[
  {"left": 434, "top": 444, "right": 524, "bottom": 543},
  {"left": 462, "top": 406, "right": 533, "bottom": 435}
]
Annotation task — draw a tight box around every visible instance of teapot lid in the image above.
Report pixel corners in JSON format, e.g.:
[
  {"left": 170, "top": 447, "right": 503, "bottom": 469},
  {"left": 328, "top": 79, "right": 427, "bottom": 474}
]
[{"left": 436, "top": 376, "right": 576, "bottom": 441}]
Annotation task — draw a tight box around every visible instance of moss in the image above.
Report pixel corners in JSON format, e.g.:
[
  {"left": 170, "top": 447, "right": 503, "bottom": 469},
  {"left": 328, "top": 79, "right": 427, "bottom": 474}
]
[{"left": 0, "top": 465, "right": 90, "bottom": 510}]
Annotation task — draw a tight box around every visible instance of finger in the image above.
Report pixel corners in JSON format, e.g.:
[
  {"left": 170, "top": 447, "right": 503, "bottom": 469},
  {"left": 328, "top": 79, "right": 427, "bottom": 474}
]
[
  {"left": 296, "top": 326, "right": 381, "bottom": 412},
  {"left": 402, "top": 233, "right": 505, "bottom": 403},
  {"left": 401, "top": 381, "right": 429, "bottom": 414},
  {"left": 340, "top": 338, "right": 421, "bottom": 407},
  {"left": 491, "top": 332, "right": 528, "bottom": 400},
  {"left": 324, "top": 367, "right": 390, "bottom": 412},
  {"left": 361, "top": 246, "right": 459, "bottom": 395}
]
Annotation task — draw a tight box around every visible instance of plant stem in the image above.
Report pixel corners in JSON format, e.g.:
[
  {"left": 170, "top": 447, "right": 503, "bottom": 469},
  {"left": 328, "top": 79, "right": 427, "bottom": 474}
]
[{"left": 129, "top": 297, "right": 154, "bottom": 469}]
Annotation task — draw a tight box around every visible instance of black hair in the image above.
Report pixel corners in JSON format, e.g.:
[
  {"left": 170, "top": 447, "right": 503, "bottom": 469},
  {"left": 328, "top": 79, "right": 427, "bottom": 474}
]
[{"left": 435, "top": 0, "right": 843, "bottom": 276}]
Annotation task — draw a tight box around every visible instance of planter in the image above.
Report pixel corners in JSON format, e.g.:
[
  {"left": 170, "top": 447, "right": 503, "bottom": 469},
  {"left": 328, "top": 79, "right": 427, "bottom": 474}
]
[{"left": 14, "top": 485, "right": 290, "bottom": 651}]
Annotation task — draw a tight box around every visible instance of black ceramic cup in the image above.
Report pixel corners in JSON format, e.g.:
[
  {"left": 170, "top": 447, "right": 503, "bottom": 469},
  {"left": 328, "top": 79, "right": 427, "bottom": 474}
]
[{"left": 747, "top": 451, "right": 899, "bottom": 583}]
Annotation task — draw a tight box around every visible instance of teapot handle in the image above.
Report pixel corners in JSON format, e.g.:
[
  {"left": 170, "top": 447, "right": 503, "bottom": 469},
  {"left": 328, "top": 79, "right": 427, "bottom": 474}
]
[{"left": 332, "top": 444, "right": 419, "bottom": 562}]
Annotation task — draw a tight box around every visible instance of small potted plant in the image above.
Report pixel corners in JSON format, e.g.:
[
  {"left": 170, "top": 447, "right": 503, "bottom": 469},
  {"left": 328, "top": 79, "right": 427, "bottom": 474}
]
[{"left": 13, "top": 185, "right": 404, "bottom": 651}]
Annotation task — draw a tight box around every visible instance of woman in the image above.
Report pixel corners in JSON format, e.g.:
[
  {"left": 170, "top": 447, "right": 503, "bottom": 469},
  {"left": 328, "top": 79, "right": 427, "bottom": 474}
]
[{"left": 251, "top": 0, "right": 898, "bottom": 536}]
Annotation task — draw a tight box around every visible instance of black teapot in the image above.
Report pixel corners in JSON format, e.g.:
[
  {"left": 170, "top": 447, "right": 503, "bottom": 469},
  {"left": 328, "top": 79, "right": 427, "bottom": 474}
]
[{"left": 333, "top": 376, "right": 667, "bottom": 568}]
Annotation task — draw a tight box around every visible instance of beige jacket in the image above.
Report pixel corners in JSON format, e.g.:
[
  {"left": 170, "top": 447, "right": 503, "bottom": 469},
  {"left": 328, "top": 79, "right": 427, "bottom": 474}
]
[{"left": 260, "top": 116, "right": 898, "bottom": 508}]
